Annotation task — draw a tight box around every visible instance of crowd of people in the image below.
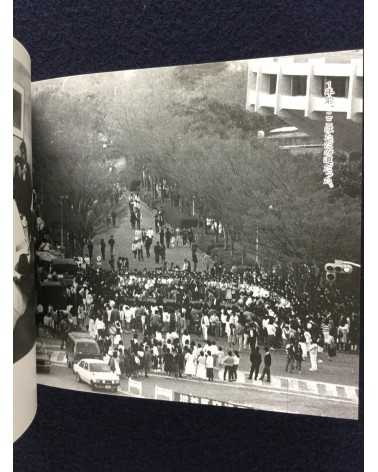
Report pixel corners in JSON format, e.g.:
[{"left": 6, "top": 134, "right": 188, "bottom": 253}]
[{"left": 36, "top": 253, "right": 360, "bottom": 384}]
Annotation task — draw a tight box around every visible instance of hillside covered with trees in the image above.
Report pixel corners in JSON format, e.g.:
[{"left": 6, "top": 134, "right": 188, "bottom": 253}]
[{"left": 32, "top": 59, "right": 361, "bottom": 266}]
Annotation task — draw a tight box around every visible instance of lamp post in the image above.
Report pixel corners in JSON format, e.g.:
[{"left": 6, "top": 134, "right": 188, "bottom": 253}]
[
  {"left": 59, "top": 195, "right": 69, "bottom": 253},
  {"left": 255, "top": 224, "right": 259, "bottom": 266}
]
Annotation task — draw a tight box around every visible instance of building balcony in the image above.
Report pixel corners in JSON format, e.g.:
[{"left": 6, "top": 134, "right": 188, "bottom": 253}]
[
  {"left": 278, "top": 94, "right": 306, "bottom": 111},
  {"left": 256, "top": 92, "right": 276, "bottom": 109},
  {"left": 313, "top": 63, "right": 353, "bottom": 77},
  {"left": 311, "top": 96, "right": 349, "bottom": 113}
]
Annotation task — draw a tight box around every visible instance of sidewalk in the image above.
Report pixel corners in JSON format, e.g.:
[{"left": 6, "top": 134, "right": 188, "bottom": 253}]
[{"left": 147, "top": 369, "right": 358, "bottom": 403}]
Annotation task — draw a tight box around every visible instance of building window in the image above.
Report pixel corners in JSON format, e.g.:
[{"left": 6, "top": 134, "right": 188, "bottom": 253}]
[
  {"left": 322, "top": 76, "right": 349, "bottom": 98},
  {"left": 291, "top": 76, "right": 307, "bottom": 96},
  {"left": 268, "top": 75, "right": 277, "bottom": 94}
]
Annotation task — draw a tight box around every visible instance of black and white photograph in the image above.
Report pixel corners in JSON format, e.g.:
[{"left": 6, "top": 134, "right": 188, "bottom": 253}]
[
  {"left": 31, "top": 49, "right": 362, "bottom": 420},
  {"left": 13, "top": 47, "right": 35, "bottom": 364}
]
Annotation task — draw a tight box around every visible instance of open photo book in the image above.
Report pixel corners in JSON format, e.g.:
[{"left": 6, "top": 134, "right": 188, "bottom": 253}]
[{"left": 13, "top": 38, "right": 363, "bottom": 441}]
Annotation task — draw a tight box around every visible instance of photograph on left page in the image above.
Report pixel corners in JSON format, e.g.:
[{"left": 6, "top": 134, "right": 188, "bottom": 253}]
[{"left": 13, "top": 38, "right": 37, "bottom": 441}]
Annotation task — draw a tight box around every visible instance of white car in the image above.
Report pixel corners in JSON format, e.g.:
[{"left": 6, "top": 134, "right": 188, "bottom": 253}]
[{"left": 73, "top": 359, "right": 120, "bottom": 392}]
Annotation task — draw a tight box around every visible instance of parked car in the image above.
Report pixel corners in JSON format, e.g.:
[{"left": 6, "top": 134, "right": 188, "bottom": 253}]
[
  {"left": 36, "top": 342, "right": 51, "bottom": 373},
  {"left": 66, "top": 332, "right": 102, "bottom": 368},
  {"left": 73, "top": 359, "right": 120, "bottom": 392}
]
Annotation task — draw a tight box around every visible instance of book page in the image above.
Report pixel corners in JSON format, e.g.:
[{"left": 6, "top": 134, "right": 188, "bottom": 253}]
[
  {"left": 31, "top": 50, "right": 361, "bottom": 420},
  {"left": 13, "top": 38, "right": 37, "bottom": 441}
]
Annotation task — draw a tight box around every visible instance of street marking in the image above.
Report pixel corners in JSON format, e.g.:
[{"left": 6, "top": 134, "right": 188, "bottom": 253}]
[
  {"left": 155, "top": 386, "right": 173, "bottom": 401},
  {"left": 148, "top": 373, "right": 358, "bottom": 404},
  {"left": 317, "top": 383, "right": 327, "bottom": 396},
  {"left": 336, "top": 386, "right": 347, "bottom": 398},
  {"left": 280, "top": 378, "right": 289, "bottom": 389},
  {"left": 128, "top": 379, "right": 143, "bottom": 396}
]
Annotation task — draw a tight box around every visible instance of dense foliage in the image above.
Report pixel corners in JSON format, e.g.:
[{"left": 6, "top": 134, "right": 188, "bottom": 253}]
[{"left": 32, "top": 60, "right": 361, "bottom": 265}]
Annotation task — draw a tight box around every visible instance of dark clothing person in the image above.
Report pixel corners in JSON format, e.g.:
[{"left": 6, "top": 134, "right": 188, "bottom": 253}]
[
  {"left": 294, "top": 343, "right": 303, "bottom": 371},
  {"left": 248, "top": 348, "right": 262, "bottom": 380},
  {"left": 143, "top": 350, "right": 152, "bottom": 377},
  {"left": 259, "top": 349, "right": 272, "bottom": 382},
  {"left": 130, "top": 212, "right": 136, "bottom": 230},
  {"left": 154, "top": 215, "right": 159, "bottom": 233},
  {"left": 100, "top": 239, "right": 106, "bottom": 260},
  {"left": 87, "top": 240, "right": 93, "bottom": 261},
  {"left": 154, "top": 243, "right": 160, "bottom": 264},
  {"left": 108, "top": 237, "right": 115, "bottom": 256},
  {"left": 111, "top": 210, "right": 116, "bottom": 227},
  {"left": 14, "top": 148, "right": 33, "bottom": 221},
  {"left": 285, "top": 343, "right": 295, "bottom": 373},
  {"left": 177, "top": 350, "right": 185, "bottom": 378},
  {"left": 165, "top": 228, "right": 171, "bottom": 249},
  {"left": 192, "top": 252, "right": 198, "bottom": 272},
  {"left": 145, "top": 237, "right": 152, "bottom": 258},
  {"left": 159, "top": 229, "right": 165, "bottom": 246},
  {"left": 182, "top": 230, "right": 188, "bottom": 246}
]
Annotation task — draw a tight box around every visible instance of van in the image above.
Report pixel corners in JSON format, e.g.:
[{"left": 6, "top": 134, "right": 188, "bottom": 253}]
[{"left": 66, "top": 332, "right": 102, "bottom": 368}]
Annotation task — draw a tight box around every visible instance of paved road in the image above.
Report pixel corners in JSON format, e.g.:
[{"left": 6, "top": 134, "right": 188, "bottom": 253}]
[
  {"left": 37, "top": 365, "right": 358, "bottom": 419},
  {"left": 91, "top": 199, "right": 205, "bottom": 272}
]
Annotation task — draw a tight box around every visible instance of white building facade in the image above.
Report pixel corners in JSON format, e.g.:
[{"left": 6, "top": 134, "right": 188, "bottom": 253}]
[{"left": 246, "top": 51, "right": 363, "bottom": 123}]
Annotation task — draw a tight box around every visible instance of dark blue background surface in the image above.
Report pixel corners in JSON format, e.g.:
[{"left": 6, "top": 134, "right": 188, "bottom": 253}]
[{"left": 14, "top": 1, "right": 363, "bottom": 471}]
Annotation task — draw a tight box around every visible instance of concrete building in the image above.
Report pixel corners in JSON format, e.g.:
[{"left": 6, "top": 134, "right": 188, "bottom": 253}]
[
  {"left": 246, "top": 50, "right": 363, "bottom": 155},
  {"left": 246, "top": 50, "right": 362, "bottom": 121}
]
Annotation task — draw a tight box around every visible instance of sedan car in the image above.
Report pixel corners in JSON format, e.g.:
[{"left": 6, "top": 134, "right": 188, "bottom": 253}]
[
  {"left": 73, "top": 359, "right": 120, "bottom": 392},
  {"left": 36, "top": 342, "right": 51, "bottom": 373}
]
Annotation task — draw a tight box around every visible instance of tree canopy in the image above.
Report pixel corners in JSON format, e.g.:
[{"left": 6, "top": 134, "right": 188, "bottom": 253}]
[{"left": 32, "top": 59, "right": 361, "bottom": 265}]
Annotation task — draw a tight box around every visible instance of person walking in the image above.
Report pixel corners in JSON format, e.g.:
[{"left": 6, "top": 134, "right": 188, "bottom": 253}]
[
  {"left": 165, "top": 227, "right": 171, "bottom": 249},
  {"left": 285, "top": 340, "right": 295, "bottom": 373},
  {"left": 137, "top": 239, "right": 144, "bottom": 262},
  {"left": 235, "top": 321, "right": 244, "bottom": 351},
  {"left": 154, "top": 242, "right": 160, "bottom": 264},
  {"left": 130, "top": 211, "right": 136, "bottom": 230},
  {"left": 159, "top": 228, "right": 165, "bottom": 246},
  {"left": 111, "top": 210, "right": 117, "bottom": 227},
  {"left": 205, "top": 350, "right": 214, "bottom": 381},
  {"left": 223, "top": 350, "right": 234, "bottom": 382},
  {"left": 248, "top": 346, "right": 262, "bottom": 380},
  {"left": 100, "top": 239, "right": 106, "bottom": 260},
  {"left": 192, "top": 249, "right": 198, "bottom": 273},
  {"left": 145, "top": 235, "right": 152, "bottom": 258},
  {"left": 188, "top": 228, "right": 194, "bottom": 246},
  {"left": 231, "top": 350, "right": 240, "bottom": 381},
  {"left": 108, "top": 235, "right": 115, "bottom": 257},
  {"left": 201, "top": 312, "right": 210, "bottom": 342},
  {"left": 132, "top": 239, "right": 138, "bottom": 260},
  {"left": 87, "top": 239, "right": 93, "bottom": 262},
  {"left": 143, "top": 346, "right": 152, "bottom": 377},
  {"left": 160, "top": 244, "right": 166, "bottom": 264},
  {"left": 259, "top": 347, "right": 272, "bottom": 383},
  {"left": 294, "top": 340, "right": 303, "bottom": 373},
  {"left": 309, "top": 340, "right": 318, "bottom": 371},
  {"left": 109, "top": 255, "right": 115, "bottom": 272}
]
